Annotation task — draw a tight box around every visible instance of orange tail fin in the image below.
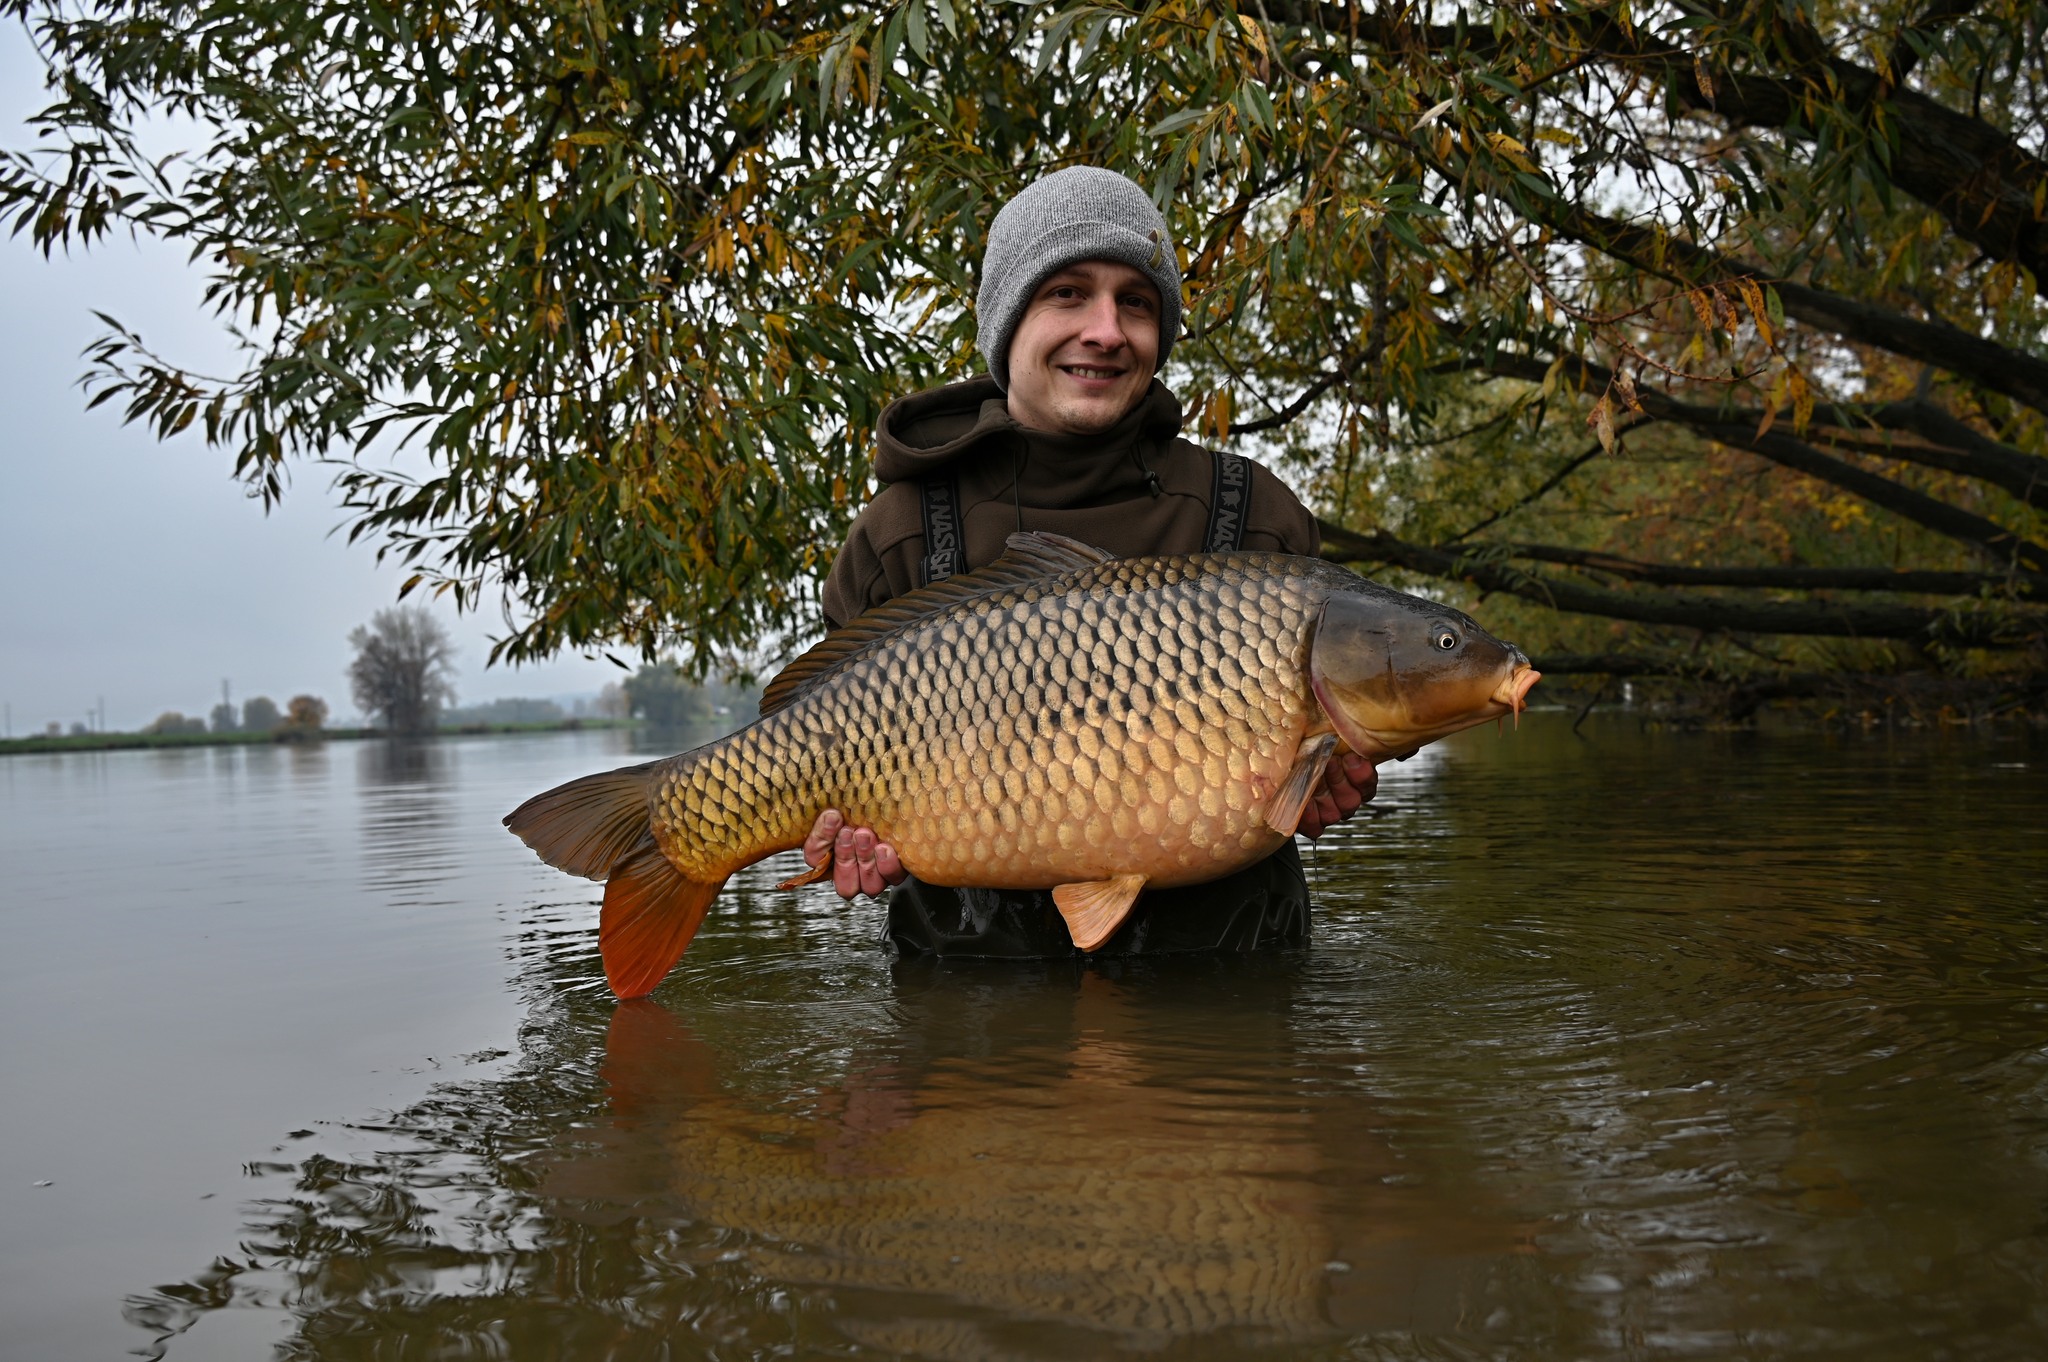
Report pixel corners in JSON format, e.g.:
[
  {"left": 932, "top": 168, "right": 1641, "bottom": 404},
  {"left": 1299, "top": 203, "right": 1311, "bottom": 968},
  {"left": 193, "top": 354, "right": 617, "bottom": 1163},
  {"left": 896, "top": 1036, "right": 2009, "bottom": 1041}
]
[
  {"left": 600, "top": 839, "right": 728, "bottom": 999},
  {"left": 505, "top": 761, "right": 727, "bottom": 997}
]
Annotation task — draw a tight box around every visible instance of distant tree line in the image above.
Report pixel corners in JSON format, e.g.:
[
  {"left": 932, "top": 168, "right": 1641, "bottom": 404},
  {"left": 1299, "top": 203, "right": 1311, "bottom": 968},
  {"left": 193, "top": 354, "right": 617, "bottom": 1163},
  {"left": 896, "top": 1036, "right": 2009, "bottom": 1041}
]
[
  {"left": 96, "top": 614, "right": 736, "bottom": 747},
  {"left": 439, "top": 696, "right": 567, "bottom": 728},
  {"left": 619, "top": 665, "right": 758, "bottom": 729},
  {"left": 142, "top": 694, "right": 326, "bottom": 738}
]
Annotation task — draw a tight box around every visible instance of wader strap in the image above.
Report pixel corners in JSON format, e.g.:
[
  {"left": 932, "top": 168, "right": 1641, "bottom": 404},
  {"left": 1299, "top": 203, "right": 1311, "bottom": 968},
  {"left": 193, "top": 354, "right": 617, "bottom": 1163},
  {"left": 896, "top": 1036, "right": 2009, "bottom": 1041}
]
[
  {"left": 1205, "top": 449, "right": 1250, "bottom": 552},
  {"left": 919, "top": 471, "right": 965, "bottom": 584}
]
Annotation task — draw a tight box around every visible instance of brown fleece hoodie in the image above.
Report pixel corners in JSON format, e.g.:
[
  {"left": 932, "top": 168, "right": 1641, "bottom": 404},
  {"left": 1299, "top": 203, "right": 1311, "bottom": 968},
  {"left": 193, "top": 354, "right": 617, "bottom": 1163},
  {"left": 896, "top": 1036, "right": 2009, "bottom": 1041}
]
[{"left": 821, "top": 376, "right": 1319, "bottom": 628}]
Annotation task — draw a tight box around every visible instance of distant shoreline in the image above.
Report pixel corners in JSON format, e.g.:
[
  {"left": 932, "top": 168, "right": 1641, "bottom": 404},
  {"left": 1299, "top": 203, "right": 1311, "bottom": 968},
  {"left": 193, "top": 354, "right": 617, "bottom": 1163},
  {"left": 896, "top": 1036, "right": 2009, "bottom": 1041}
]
[{"left": 0, "top": 718, "right": 639, "bottom": 757}]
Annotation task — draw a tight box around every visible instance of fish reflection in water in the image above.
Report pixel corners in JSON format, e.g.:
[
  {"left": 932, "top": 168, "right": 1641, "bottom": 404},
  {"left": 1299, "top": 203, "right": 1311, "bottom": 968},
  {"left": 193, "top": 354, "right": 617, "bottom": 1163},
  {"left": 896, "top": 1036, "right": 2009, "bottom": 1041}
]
[{"left": 547, "top": 959, "right": 1521, "bottom": 1356}]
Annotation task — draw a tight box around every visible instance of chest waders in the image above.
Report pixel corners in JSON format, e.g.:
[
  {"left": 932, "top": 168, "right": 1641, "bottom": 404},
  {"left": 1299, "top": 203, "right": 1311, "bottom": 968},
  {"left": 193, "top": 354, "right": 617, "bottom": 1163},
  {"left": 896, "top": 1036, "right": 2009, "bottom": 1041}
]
[{"left": 883, "top": 451, "right": 1312, "bottom": 959}]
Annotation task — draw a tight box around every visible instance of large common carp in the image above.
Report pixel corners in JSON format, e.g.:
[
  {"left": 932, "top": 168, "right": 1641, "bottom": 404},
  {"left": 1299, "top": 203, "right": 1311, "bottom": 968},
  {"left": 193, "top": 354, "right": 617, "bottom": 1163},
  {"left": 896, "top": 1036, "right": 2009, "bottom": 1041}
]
[{"left": 507, "top": 533, "right": 1538, "bottom": 997}]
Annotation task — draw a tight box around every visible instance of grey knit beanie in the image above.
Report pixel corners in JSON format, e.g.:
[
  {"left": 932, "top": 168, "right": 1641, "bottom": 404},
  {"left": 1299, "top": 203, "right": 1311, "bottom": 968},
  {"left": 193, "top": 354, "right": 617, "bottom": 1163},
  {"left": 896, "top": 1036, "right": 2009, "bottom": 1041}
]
[{"left": 975, "top": 166, "right": 1183, "bottom": 391}]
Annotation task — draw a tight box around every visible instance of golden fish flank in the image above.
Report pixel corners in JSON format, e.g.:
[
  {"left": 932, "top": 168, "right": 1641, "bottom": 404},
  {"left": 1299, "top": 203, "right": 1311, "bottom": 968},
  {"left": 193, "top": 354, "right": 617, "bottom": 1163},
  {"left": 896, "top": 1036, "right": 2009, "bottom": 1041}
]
[{"left": 506, "top": 533, "right": 1539, "bottom": 998}]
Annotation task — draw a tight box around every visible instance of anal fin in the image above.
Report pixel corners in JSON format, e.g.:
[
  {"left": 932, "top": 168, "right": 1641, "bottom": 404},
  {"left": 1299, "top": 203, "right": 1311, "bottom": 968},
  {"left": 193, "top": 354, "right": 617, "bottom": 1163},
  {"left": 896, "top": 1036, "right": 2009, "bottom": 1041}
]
[
  {"left": 1052, "top": 874, "right": 1147, "bottom": 952},
  {"left": 1263, "top": 733, "right": 1338, "bottom": 835},
  {"left": 775, "top": 855, "right": 833, "bottom": 890},
  {"left": 599, "top": 837, "right": 728, "bottom": 999}
]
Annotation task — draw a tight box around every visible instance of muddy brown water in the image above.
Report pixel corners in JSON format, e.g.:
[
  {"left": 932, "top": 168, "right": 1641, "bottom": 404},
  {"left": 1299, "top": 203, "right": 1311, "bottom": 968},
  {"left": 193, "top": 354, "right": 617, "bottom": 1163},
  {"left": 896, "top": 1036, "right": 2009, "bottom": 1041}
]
[{"left": 2, "top": 716, "right": 2044, "bottom": 1360}]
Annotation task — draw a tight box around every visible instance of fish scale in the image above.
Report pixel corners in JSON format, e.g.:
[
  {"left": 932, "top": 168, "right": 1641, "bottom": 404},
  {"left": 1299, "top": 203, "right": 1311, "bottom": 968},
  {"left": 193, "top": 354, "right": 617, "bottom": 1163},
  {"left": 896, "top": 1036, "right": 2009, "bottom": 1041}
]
[{"left": 507, "top": 532, "right": 1538, "bottom": 997}]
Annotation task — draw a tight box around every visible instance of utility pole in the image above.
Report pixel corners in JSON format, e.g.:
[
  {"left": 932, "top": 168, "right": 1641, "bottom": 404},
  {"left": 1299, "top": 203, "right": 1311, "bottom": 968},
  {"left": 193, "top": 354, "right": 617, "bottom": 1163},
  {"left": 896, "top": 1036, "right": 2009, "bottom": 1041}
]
[{"left": 97, "top": 694, "right": 106, "bottom": 734}]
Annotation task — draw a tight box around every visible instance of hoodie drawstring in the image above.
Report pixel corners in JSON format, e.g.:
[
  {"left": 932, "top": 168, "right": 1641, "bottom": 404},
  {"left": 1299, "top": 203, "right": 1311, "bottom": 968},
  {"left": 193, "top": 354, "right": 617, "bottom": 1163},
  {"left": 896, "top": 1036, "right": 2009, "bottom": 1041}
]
[
  {"left": 1132, "top": 441, "right": 1164, "bottom": 498},
  {"left": 1012, "top": 439, "right": 1027, "bottom": 533}
]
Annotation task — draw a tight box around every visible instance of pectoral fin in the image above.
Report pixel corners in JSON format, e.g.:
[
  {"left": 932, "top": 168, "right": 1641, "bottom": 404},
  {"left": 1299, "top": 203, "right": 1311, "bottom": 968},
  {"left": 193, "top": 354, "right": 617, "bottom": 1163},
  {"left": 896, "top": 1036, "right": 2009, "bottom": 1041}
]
[
  {"left": 1052, "top": 874, "right": 1147, "bottom": 952},
  {"left": 1263, "top": 733, "right": 1338, "bottom": 835}
]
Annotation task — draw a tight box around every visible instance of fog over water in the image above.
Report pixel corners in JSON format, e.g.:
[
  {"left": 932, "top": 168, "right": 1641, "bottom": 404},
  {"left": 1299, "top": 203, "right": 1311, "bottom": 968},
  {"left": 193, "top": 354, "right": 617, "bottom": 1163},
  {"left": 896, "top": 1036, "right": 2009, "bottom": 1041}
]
[{"left": 0, "top": 29, "right": 618, "bottom": 733}]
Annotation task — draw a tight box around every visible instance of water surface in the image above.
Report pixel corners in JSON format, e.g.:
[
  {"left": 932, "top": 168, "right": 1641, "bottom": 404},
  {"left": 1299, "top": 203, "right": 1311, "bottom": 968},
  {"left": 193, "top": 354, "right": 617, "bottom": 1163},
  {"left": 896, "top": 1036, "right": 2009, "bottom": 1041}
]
[{"left": 3, "top": 717, "right": 2045, "bottom": 1360}]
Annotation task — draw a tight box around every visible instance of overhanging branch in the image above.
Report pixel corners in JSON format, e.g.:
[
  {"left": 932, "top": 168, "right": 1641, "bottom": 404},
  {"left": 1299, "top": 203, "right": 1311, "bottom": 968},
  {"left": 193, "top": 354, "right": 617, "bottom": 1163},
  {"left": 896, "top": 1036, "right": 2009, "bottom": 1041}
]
[
  {"left": 1271, "top": 0, "right": 2048, "bottom": 293},
  {"left": 1505, "top": 543, "right": 2042, "bottom": 598},
  {"left": 1319, "top": 520, "right": 2045, "bottom": 647},
  {"left": 1539, "top": 203, "right": 2048, "bottom": 417},
  {"left": 1483, "top": 354, "right": 2048, "bottom": 573}
]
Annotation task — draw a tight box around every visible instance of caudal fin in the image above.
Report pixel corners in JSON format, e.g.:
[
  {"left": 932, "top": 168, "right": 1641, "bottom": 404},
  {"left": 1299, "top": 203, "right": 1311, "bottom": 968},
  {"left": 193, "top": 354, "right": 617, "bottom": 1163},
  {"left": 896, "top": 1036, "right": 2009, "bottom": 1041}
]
[
  {"left": 504, "top": 761, "right": 661, "bottom": 879},
  {"left": 600, "top": 838, "right": 728, "bottom": 999},
  {"left": 507, "top": 761, "right": 726, "bottom": 996}
]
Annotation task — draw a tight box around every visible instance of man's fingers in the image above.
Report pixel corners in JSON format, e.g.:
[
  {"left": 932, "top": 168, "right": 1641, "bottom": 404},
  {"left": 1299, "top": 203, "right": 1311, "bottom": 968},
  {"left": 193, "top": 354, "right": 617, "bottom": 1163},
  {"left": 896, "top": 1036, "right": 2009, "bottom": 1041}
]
[
  {"left": 1313, "top": 754, "right": 1380, "bottom": 828},
  {"left": 1324, "top": 764, "right": 1364, "bottom": 818},
  {"left": 1302, "top": 790, "right": 1340, "bottom": 838},
  {"left": 804, "top": 808, "right": 845, "bottom": 867},
  {"left": 832, "top": 826, "right": 861, "bottom": 899},
  {"left": 1343, "top": 754, "right": 1379, "bottom": 804},
  {"left": 818, "top": 821, "right": 903, "bottom": 899},
  {"left": 852, "top": 828, "right": 885, "bottom": 897}
]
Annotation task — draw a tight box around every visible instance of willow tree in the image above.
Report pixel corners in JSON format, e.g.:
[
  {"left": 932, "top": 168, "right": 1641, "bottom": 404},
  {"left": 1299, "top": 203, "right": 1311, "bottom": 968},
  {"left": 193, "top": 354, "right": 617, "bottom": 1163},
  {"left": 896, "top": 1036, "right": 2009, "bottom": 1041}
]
[{"left": 5, "top": 0, "right": 2044, "bottom": 689}]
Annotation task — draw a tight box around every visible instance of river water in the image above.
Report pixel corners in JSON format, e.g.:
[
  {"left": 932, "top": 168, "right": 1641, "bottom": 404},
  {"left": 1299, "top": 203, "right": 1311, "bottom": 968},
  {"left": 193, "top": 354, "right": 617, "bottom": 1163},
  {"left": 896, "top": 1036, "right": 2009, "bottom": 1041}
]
[{"left": 2, "top": 717, "right": 2045, "bottom": 1360}]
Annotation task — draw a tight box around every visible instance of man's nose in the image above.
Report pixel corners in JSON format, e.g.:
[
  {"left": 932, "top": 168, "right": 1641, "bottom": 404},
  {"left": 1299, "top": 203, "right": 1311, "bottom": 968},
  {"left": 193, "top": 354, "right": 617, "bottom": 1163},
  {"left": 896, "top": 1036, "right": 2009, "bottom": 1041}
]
[{"left": 1076, "top": 292, "right": 1127, "bottom": 349}]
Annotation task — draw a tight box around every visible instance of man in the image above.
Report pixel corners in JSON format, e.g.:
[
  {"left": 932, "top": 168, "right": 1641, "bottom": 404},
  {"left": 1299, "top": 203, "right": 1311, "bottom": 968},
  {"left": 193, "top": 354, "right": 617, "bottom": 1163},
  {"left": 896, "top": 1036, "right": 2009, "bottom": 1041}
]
[{"left": 802, "top": 166, "right": 1375, "bottom": 955}]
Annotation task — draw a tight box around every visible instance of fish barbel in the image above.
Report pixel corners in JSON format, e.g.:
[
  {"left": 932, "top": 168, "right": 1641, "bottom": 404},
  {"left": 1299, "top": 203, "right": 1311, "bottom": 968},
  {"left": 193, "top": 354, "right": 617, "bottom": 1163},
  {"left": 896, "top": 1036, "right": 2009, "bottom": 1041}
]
[{"left": 507, "top": 533, "right": 1539, "bottom": 997}]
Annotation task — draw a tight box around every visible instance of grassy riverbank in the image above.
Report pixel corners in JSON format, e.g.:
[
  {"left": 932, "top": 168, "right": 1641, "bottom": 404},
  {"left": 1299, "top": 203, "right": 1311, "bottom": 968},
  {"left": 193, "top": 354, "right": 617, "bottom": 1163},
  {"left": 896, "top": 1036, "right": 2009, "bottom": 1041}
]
[{"left": 0, "top": 718, "right": 637, "bottom": 757}]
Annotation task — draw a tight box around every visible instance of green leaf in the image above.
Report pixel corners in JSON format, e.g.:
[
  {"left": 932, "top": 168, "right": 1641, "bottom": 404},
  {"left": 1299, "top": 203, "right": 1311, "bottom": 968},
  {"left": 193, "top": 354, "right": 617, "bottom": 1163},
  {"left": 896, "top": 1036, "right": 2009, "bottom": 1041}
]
[
  {"left": 1146, "top": 106, "right": 1210, "bottom": 137},
  {"left": 906, "top": 0, "right": 929, "bottom": 62}
]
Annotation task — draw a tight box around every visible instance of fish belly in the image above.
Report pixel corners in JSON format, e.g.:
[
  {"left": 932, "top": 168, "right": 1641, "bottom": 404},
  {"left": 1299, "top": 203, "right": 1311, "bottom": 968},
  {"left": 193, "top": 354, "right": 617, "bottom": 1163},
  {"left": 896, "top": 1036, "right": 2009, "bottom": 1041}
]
[{"left": 878, "top": 713, "right": 1305, "bottom": 890}]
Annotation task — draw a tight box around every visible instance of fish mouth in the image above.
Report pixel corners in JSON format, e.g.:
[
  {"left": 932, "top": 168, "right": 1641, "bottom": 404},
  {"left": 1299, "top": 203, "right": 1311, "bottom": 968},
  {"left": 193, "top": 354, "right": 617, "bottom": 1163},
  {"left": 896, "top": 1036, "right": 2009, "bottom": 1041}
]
[
  {"left": 1491, "top": 665, "right": 1541, "bottom": 721},
  {"left": 1313, "top": 663, "right": 1542, "bottom": 756}
]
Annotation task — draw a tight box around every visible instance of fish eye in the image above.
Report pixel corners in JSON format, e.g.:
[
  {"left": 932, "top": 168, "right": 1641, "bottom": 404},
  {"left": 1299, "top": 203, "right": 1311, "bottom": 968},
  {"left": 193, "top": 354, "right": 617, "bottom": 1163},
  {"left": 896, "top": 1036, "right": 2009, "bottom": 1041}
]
[{"left": 1434, "top": 629, "right": 1459, "bottom": 650}]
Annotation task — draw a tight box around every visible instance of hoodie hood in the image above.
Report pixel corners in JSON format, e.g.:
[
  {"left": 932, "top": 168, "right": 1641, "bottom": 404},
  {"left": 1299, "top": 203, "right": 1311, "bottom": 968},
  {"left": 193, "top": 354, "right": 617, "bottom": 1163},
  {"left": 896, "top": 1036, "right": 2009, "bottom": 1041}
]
[{"left": 874, "top": 376, "right": 1187, "bottom": 493}]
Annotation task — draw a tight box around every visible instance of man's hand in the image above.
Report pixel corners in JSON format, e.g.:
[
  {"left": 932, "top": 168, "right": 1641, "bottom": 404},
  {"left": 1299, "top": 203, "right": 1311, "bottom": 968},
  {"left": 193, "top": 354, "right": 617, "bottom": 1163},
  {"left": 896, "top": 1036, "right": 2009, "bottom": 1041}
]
[
  {"left": 803, "top": 808, "right": 908, "bottom": 899},
  {"left": 1295, "top": 753, "right": 1378, "bottom": 840}
]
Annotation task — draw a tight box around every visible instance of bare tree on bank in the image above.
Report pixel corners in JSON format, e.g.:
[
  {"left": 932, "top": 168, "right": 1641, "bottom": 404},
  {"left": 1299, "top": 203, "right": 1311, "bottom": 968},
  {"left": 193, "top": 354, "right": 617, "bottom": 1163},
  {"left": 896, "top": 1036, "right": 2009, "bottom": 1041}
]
[{"left": 348, "top": 607, "right": 456, "bottom": 735}]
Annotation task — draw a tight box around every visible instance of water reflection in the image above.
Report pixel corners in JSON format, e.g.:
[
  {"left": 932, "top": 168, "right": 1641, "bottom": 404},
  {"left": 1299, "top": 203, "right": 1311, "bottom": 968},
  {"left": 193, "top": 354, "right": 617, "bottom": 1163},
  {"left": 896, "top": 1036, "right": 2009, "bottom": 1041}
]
[
  {"left": 115, "top": 718, "right": 2048, "bottom": 1360},
  {"left": 356, "top": 740, "right": 457, "bottom": 900},
  {"left": 558, "top": 961, "right": 1516, "bottom": 1355},
  {"left": 123, "top": 950, "right": 1519, "bottom": 1360},
  {"left": 357, "top": 736, "right": 451, "bottom": 789}
]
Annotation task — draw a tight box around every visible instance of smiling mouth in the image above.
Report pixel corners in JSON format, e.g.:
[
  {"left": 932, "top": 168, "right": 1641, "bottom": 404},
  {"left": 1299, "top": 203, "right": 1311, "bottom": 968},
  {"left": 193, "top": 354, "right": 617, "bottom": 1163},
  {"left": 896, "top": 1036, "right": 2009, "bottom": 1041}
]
[{"left": 1060, "top": 365, "right": 1126, "bottom": 381}]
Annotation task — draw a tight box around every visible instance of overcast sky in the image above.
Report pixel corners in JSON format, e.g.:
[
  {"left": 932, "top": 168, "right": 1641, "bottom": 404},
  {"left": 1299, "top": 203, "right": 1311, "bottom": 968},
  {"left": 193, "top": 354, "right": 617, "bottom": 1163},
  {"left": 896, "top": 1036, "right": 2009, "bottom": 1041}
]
[{"left": 1, "top": 29, "right": 621, "bottom": 734}]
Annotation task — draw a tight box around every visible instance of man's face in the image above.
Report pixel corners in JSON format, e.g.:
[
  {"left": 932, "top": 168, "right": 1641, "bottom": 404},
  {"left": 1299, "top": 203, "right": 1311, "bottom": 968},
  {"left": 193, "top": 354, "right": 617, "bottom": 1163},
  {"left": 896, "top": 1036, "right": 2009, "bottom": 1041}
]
[{"left": 1004, "top": 260, "right": 1163, "bottom": 436}]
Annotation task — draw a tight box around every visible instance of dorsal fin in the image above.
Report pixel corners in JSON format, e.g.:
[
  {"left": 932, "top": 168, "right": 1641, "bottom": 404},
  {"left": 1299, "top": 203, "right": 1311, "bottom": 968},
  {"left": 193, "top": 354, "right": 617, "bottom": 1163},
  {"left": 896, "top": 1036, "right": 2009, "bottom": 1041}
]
[{"left": 759, "top": 532, "right": 1115, "bottom": 718}]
